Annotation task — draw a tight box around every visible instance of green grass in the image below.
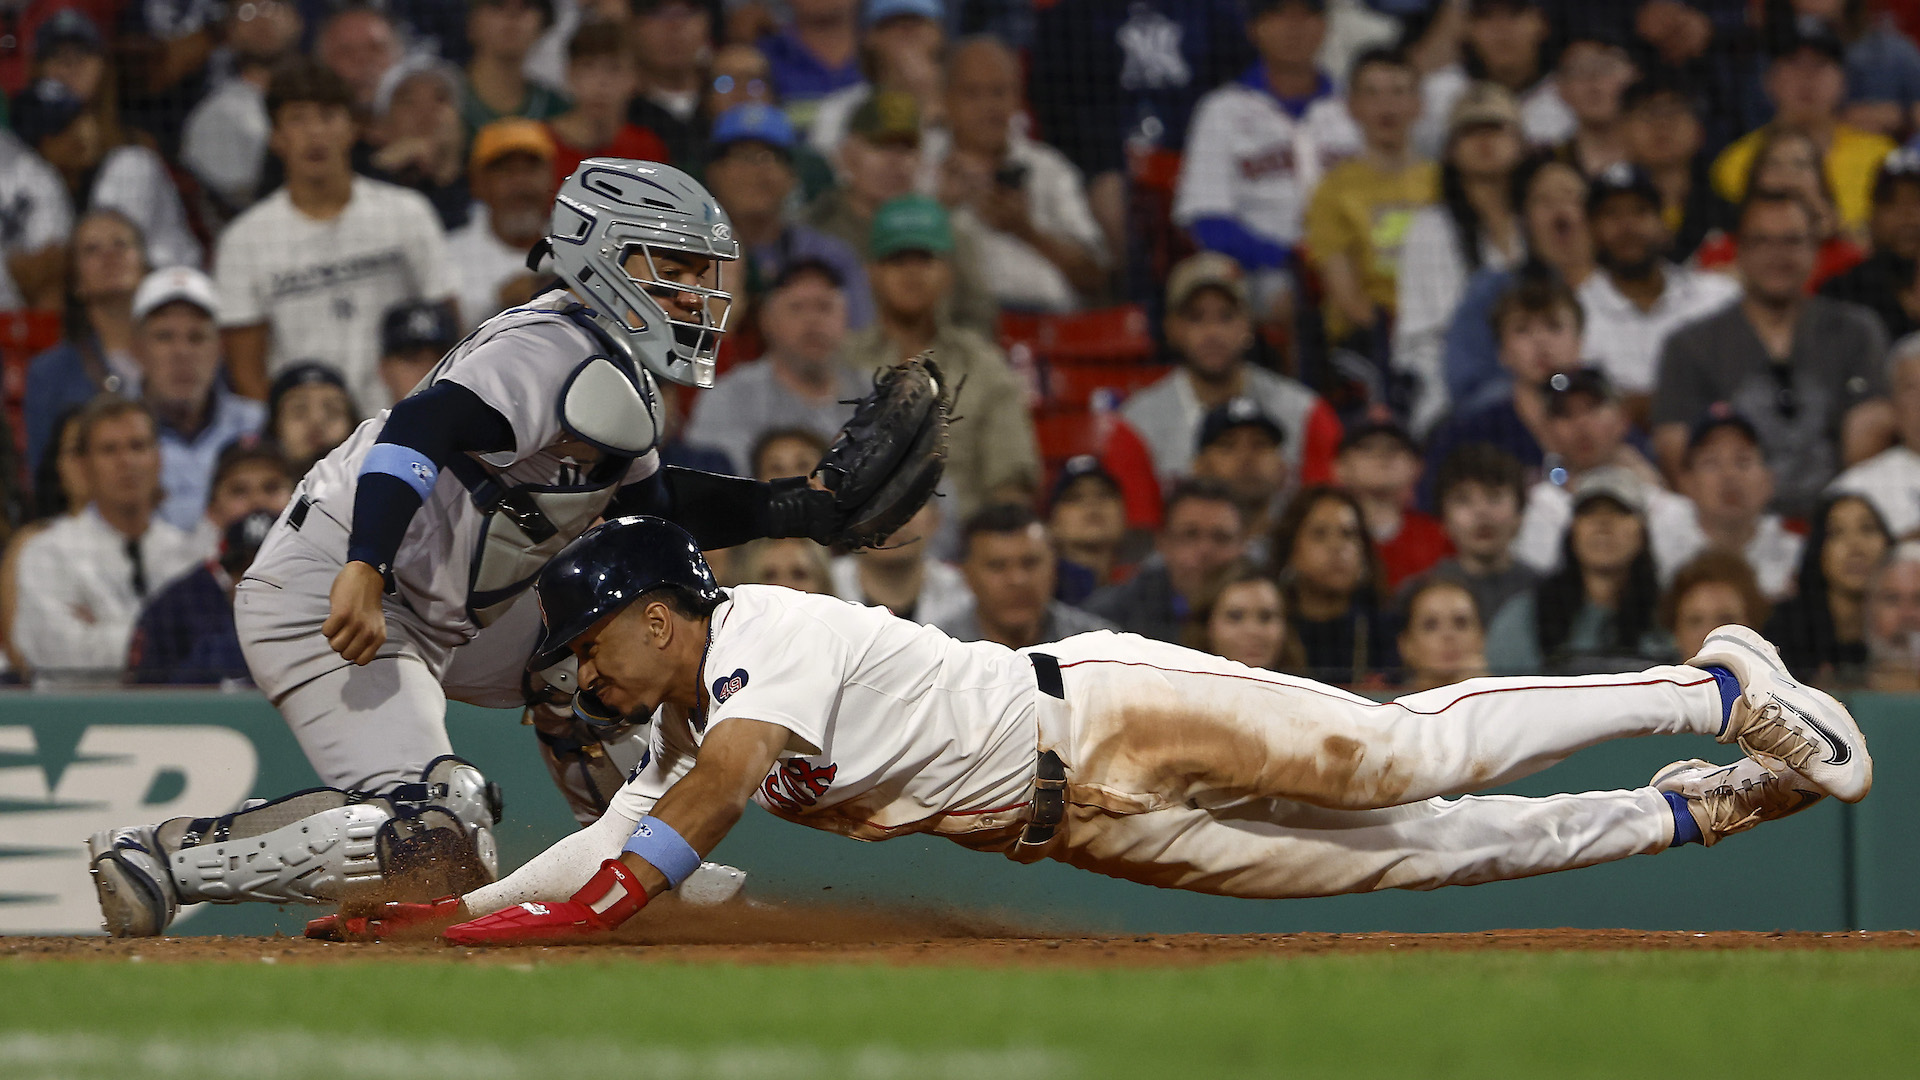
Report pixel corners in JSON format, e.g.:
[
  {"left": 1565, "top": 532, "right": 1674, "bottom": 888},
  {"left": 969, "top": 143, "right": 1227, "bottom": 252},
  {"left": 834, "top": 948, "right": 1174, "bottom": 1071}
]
[{"left": 4, "top": 951, "right": 1918, "bottom": 1078}]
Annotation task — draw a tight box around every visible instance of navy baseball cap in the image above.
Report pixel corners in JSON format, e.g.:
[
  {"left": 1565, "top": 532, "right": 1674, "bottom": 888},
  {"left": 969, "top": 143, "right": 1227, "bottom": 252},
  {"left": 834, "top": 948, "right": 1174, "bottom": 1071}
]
[
  {"left": 1198, "top": 397, "right": 1285, "bottom": 451},
  {"left": 1685, "top": 406, "right": 1761, "bottom": 456},
  {"left": 711, "top": 103, "right": 796, "bottom": 155},
  {"left": 382, "top": 300, "right": 459, "bottom": 355},
  {"left": 1048, "top": 454, "right": 1121, "bottom": 510},
  {"left": 1544, "top": 367, "right": 1619, "bottom": 415},
  {"left": 1586, "top": 162, "right": 1661, "bottom": 217},
  {"left": 12, "top": 79, "right": 86, "bottom": 147},
  {"left": 35, "top": 9, "right": 103, "bottom": 60},
  {"left": 1338, "top": 417, "right": 1418, "bottom": 455},
  {"left": 1768, "top": 14, "right": 1846, "bottom": 63}
]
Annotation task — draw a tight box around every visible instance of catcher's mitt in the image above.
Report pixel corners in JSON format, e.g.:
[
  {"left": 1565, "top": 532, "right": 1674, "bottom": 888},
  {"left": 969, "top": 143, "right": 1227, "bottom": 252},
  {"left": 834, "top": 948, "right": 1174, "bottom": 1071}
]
[{"left": 813, "top": 354, "right": 952, "bottom": 548}]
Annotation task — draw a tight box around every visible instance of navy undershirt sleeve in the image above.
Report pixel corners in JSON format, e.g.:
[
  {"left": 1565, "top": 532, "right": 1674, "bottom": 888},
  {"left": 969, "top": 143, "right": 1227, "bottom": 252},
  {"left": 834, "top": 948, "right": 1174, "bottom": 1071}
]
[
  {"left": 346, "top": 382, "right": 516, "bottom": 573},
  {"left": 610, "top": 466, "right": 781, "bottom": 551}
]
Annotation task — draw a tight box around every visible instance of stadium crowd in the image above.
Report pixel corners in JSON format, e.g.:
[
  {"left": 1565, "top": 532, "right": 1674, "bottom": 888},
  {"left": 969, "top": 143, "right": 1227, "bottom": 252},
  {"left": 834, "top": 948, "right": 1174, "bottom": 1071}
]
[{"left": 0, "top": 0, "right": 1917, "bottom": 692}]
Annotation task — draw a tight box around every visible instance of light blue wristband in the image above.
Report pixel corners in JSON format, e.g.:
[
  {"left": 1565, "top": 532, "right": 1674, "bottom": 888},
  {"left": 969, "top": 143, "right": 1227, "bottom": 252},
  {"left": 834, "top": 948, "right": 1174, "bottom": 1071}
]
[
  {"left": 359, "top": 443, "right": 439, "bottom": 500},
  {"left": 621, "top": 816, "right": 701, "bottom": 887}
]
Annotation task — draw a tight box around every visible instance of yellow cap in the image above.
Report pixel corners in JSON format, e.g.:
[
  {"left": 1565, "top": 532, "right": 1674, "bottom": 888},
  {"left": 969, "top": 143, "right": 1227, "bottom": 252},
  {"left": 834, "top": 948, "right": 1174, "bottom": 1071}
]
[{"left": 470, "top": 118, "right": 557, "bottom": 172}]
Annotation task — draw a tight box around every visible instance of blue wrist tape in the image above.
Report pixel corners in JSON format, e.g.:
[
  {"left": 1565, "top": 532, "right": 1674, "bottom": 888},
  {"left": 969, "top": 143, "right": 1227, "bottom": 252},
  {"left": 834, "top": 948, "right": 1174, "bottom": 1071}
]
[
  {"left": 621, "top": 816, "right": 701, "bottom": 887},
  {"left": 359, "top": 443, "right": 439, "bottom": 501}
]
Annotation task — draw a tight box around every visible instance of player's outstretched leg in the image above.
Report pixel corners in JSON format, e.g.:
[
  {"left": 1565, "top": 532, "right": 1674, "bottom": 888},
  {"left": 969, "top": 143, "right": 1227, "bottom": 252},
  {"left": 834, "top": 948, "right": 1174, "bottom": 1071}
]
[{"left": 1688, "top": 624, "right": 1872, "bottom": 802}]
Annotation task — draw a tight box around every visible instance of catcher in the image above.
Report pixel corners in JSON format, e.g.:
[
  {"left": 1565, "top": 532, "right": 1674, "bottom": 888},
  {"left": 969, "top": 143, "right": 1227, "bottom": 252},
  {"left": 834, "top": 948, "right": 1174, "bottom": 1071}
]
[{"left": 86, "top": 159, "right": 951, "bottom": 937}]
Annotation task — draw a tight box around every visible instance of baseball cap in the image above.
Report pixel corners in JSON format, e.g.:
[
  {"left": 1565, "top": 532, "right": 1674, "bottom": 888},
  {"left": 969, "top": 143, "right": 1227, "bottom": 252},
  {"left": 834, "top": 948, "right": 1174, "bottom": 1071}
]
[
  {"left": 1768, "top": 14, "right": 1846, "bottom": 64},
  {"left": 221, "top": 509, "right": 280, "bottom": 578},
  {"left": 1448, "top": 81, "right": 1521, "bottom": 135},
  {"left": 869, "top": 194, "right": 954, "bottom": 258},
  {"left": 1048, "top": 454, "right": 1121, "bottom": 510},
  {"left": 382, "top": 300, "right": 460, "bottom": 355},
  {"left": 866, "top": 0, "right": 942, "bottom": 25},
  {"left": 11, "top": 79, "right": 86, "bottom": 147},
  {"left": 1570, "top": 465, "right": 1648, "bottom": 516},
  {"left": 373, "top": 56, "right": 462, "bottom": 119},
  {"left": 1873, "top": 148, "right": 1920, "bottom": 204},
  {"left": 34, "top": 8, "right": 103, "bottom": 60},
  {"left": 1339, "top": 417, "right": 1419, "bottom": 455},
  {"left": 848, "top": 90, "right": 922, "bottom": 146},
  {"left": 470, "top": 118, "right": 557, "bottom": 172},
  {"left": 1685, "top": 406, "right": 1762, "bottom": 457},
  {"left": 1165, "top": 252, "right": 1247, "bottom": 313},
  {"left": 1198, "top": 397, "right": 1285, "bottom": 451},
  {"left": 711, "top": 103, "right": 797, "bottom": 155},
  {"left": 1543, "top": 367, "right": 1619, "bottom": 415},
  {"left": 132, "top": 266, "right": 220, "bottom": 322},
  {"left": 1585, "top": 162, "right": 1661, "bottom": 217},
  {"left": 268, "top": 363, "right": 353, "bottom": 420}
]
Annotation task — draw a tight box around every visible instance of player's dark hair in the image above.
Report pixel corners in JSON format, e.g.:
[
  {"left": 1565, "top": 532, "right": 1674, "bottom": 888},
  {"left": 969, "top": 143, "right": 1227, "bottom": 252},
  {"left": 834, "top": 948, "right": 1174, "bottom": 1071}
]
[
  {"left": 1348, "top": 45, "right": 1413, "bottom": 88},
  {"left": 960, "top": 501, "right": 1041, "bottom": 559},
  {"left": 1162, "top": 477, "right": 1242, "bottom": 524},
  {"left": 1657, "top": 550, "right": 1770, "bottom": 637},
  {"left": 1536, "top": 502, "right": 1661, "bottom": 665},
  {"left": 748, "top": 426, "right": 830, "bottom": 481},
  {"left": 1435, "top": 444, "right": 1527, "bottom": 513},
  {"left": 1491, "top": 262, "right": 1584, "bottom": 336},
  {"left": 266, "top": 58, "right": 356, "bottom": 124}
]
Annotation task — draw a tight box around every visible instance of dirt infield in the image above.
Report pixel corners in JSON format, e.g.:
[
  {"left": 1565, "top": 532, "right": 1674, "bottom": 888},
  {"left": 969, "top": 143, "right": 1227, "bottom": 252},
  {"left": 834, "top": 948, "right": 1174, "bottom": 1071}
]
[{"left": 6, "top": 898, "right": 1917, "bottom": 965}]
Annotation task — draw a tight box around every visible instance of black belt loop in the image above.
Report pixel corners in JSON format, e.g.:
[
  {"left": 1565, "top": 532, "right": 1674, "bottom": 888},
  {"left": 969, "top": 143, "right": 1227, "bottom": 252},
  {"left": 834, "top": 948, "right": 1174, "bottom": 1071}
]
[
  {"left": 1029, "top": 652, "right": 1064, "bottom": 699},
  {"left": 288, "top": 496, "right": 311, "bottom": 530},
  {"left": 1021, "top": 653, "right": 1067, "bottom": 847}
]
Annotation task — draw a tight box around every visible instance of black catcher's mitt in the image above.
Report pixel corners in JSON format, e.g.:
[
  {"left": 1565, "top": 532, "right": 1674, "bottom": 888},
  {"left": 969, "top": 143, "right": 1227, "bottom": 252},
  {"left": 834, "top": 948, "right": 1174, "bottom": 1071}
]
[{"left": 811, "top": 354, "right": 952, "bottom": 548}]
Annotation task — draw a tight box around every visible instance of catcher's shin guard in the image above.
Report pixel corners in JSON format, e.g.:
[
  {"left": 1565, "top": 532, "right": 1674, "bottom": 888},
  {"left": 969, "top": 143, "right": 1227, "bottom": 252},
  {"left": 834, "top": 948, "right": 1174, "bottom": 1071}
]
[
  {"left": 154, "top": 790, "right": 397, "bottom": 909},
  {"left": 377, "top": 756, "right": 506, "bottom": 899}
]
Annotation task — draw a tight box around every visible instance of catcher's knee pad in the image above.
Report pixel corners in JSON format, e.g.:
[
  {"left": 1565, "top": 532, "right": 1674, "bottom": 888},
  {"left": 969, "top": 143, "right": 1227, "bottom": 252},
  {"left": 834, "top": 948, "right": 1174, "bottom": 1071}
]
[
  {"left": 155, "top": 789, "right": 395, "bottom": 906},
  {"left": 378, "top": 756, "right": 505, "bottom": 899}
]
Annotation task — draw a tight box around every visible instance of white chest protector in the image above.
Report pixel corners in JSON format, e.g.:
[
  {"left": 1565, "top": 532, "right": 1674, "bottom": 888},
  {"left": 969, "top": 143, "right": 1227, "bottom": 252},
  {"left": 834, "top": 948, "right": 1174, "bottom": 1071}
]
[{"left": 437, "top": 295, "right": 662, "bottom": 626}]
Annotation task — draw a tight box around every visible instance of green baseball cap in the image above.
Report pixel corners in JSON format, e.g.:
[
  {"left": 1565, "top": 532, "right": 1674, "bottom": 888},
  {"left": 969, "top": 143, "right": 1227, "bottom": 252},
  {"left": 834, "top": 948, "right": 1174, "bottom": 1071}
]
[{"left": 869, "top": 194, "right": 953, "bottom": 259}]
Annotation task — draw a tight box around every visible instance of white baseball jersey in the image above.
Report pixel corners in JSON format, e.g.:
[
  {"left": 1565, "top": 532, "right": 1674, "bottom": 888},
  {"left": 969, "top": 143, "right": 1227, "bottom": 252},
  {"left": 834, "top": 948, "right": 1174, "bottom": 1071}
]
[
  {"left": 616, "top": 585, "right": 1039, "bottom": 841},
  {"left": 0, "top": 131, "right": 72, "bottom": 311},
  {"left": 1172, "top": 72, "right": 1362, "bottom": 248},
  {"left": 300, "top": 293, "right": 659, "bottom": 644},
  {"left": 1577, "top": 265, "right": 1741, "bottom": 396}
]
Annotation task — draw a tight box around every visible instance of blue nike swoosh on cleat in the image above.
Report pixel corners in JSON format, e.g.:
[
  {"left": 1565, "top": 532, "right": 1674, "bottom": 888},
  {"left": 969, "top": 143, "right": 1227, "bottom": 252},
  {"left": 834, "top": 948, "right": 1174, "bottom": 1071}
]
[{"left": 1772, "top": 696, "right": 1851, "bottom": 767}]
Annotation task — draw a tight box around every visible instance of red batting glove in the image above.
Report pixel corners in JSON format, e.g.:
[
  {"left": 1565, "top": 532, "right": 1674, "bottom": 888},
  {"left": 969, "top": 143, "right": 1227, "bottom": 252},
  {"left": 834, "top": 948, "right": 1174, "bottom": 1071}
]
[
  {"left": 305, "top": 895, "right": 465, "bottom": 942},
  {"left": 441, "top": 858, "right": 649, "bottom": 946}
]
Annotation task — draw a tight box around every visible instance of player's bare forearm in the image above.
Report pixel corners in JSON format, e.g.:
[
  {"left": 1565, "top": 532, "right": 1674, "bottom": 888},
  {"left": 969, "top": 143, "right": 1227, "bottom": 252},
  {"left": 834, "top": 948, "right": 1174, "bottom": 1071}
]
[
  {"left": 619, "top": 717, "right": 787, "bottom": 896},
  {"left": 322, "top": 561, "right": 388, "bottom": 665}
]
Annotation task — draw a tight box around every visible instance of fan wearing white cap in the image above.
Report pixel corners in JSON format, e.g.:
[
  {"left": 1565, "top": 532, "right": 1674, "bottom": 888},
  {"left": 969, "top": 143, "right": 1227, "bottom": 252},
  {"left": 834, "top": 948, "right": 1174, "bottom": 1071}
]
[{"left": 130, "top": 267, "right": 267, "bottom": 535}]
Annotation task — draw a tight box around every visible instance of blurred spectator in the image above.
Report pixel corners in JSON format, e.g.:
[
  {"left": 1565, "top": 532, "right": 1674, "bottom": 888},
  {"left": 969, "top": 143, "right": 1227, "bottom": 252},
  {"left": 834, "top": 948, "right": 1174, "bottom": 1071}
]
[
  {"left": 131, "top": 268, "right": 268, "bottom": 532},
  {"left": 1185, "top": 560, "right": 1299, "bottom": 672},
  {"left": 12, "top": 77, "right": 201, "bottom": 271},
  {"left": 197, "top": 441, "right": 295, "bottom": 539},
  {"left": 0, "top": 123, "right": 74, "bottom": 312},
  {"left": 128, "top": 508, "right": 275, "bottom": 685},
  {"left": 686, "top": 259, "right": 863, "bottom": 472},
  {"left": 317, "top": 4, "right": 403, "bottom": 113},
  {"left": 1304, "top": 47, "right": 1435, "bottom": 350},
  {"left": 708, "top": 41, "right": 775, "bottom": 118},
  {"left": 1441, "top": 155, "right": 1593, "bottom": 414},
  {"left": 1764, "top": 491, "right": 1893, "bottom": 680},
  {"left": 368, "top": 58, "right": 473, "bottom": 232},
  {"left": 1415, "top": 443, "right": 1536, "bottom": 623},
  {"left": 1820, "top": 149, "right": 1920, "bottom": 341},
  {"left": 447, "top": 120, "right": 560, "bottom": 332},
  {"left": 1658, "top": 548, "right": 1771, "bottom": 662},
  {"left": 217, "top": 61, "right": 456, "bottom": 408},
  {"left": 1513, "top": 367, "right": 1673, "bottom": 573},
  {"left": 1788, "top": 0, "right": 1920, "bottom": 138},
  {"left": 181, "top": 0, "right": 305, "bottom": 217},
  {"left": 1695, "top": 128, "right": 1867, "bottom": 286},
  {"left": 12, "top": 398, "right": 204, "bottom": 683},
  {"left": 379, "top": 300, "right": 460, "bottom": 403},
  {"left": 1046, "top": 455, "right": 1134, "bottom": 606},
  {"left": 1414, "top": 0, "right": 1571, "bottom": 157},
  {"left": 547, "top": 22, "right": 670, "bottom": 183},
  {"left": 1552, "top": 27, "right": 1637, "bottom": 177},
  {"left": 1577, "top": 163, "right": 1740, "bottom": 408},
  {"left": 1087, "top": 479, "right": 1246, "bottom": 643},
  {"left": 1174, "top": 0, "right": 1357, "bottom": 321},
  {"left": 1829, "top": 333, "right": 1920, "bottom": 538},
  {"left": 730, "top": 535, "right": 834, "bottom": 593},
  {"left": 461, "top": 0, "right": 568, "bottom": 134},
  {"left": 707, "top": 104, "right": 873, "bottom": 327},
  {"left": 1863, "top": 540, "right": 1920, "bottom": 690},
  {"left": 24, "top": 210, "right": 145, "bottom": 473},
  {"left": 629, "top": 0, "right": 716, "bottom": 169},
  {"left": 1124, "top": 253, "right": 1341, "bottom": 491},
  {"left": 523, "top": 0, "right": 632, "bottom": 88},
  {"left": 936, "top": 36, "right": 1108, "bottom": 313},
  {"left": 937, "top": 503, "right": 1111, "bottom": 649},
  {"left": 267, "top": 364, "right": 358, "bottom": 477},
  {"left": 1650, "top": 412, "right": 1803, "bottom": 599},
  {"left": 807, "top": 0, "right": 946, "bottom": 159},
  {"left": 805, "top": 91, "right": 997, "bottom": 334},
  {"left": 1651, "top": 190, "right": 1892, "bottom": 519},
  {"left": 106, "top": 0, "right": 221, "bottom": 153},
  {"left": 1620, "top": 72, "right": 1730, "bottom": 263},
  {"left": 1395, "top": 83, "right": 1526, "bottom": 431},
  {"left": 1619, "top": 0, "right": 1758, "bottom": 156},
  {"left": 845, "top": 195, "right": 1039, "bottom": 520},
  {"left": 759, "top": 0, "right": 862, "bottom": 126},
  {"left": 1711, "top": 20, "right": 1894, "bottom": 234},
  {"left": 829, "top": 500, "right": 969, "bottom": 623},
  {"left": 1485, "top": 466, "right": 1670, "bottom": 675},
  {"left": 649, "top": 380, "right": 733, "bottom": 477},
  {"left": 1335, "top": 419, "right": 1450, "bottom": 588},
  {"left": 1267, "top": 484, "right": 1391, "bottom": 684},
  {"left": 1190, "top": 398, "right": 1290, "bottom": 550},
  {"left": 1396, "top": 577, "right": 1488, "bottom": 690},
  {"left": 748, "top": 426, "right": 829, "bottom": 481},
  {"left": 1, "top": 406, "right": 85, "bottom": 669}
]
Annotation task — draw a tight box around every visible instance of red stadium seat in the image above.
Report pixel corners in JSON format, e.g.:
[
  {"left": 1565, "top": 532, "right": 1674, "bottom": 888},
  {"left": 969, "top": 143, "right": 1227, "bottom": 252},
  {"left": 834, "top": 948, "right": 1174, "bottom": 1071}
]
[
  {"left": 998, "top": 304, "right": 1156, "bottom": 365},
  {"left": 1040, "top": 359, "right": 1170, "bottom": 410},
  {"left": 0, "top": 311, "right": 65, "bottom": 464}
]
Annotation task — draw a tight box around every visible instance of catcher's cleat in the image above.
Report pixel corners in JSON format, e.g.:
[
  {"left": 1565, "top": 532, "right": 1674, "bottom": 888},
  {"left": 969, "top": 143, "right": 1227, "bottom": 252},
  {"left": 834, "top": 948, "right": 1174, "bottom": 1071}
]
[
  {"left": 305, "top": 896, "right": 465, "bottom": 942},
  {"left": 1652, "top": 758, "right": 1823, "bottom": 847},
  {"left": 1689, "top": 624, "right": 1873, "bottom": 802},
  {"left": 88, "top": 827, "right": 178, "bottom": 937},
  {"left": 442, "top": 858, "right": 648, "bottom": 946}
]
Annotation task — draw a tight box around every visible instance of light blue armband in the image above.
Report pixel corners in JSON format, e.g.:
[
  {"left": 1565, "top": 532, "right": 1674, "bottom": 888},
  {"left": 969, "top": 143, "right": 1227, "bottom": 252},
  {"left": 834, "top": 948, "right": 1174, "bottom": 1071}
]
[
  {"left": 621, "top": 816, "right": 701, "bottom": 888},
  {"left": 359, "top": 443, "right": 439, "bottom": 500}
]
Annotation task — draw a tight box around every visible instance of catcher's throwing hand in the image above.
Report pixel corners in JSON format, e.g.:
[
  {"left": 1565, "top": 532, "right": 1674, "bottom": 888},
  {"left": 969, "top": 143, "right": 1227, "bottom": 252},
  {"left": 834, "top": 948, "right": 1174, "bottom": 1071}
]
[{"left": 323, "top": 561, "right": 389, "bottom": 665}]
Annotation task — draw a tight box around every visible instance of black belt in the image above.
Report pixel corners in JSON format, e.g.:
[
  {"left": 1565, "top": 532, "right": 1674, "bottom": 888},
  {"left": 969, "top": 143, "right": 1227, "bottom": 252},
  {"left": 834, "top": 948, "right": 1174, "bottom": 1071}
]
[{"left": 1022, "top": 653, "right": 1067, "bottom": 847}]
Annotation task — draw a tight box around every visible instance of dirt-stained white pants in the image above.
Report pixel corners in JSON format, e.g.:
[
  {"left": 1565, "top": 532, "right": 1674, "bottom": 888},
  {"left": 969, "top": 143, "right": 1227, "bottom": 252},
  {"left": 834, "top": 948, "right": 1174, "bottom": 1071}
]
[{"left": 1009, "top": 632, "right": 1721, "bottom": 899}]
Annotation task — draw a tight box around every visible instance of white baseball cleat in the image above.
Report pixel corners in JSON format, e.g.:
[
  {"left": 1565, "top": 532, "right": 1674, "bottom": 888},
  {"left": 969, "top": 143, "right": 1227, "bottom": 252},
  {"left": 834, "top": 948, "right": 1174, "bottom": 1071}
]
[
  {"left": 87, "top": 827, "right": 178, "bottom": 937},
  {"left": 1651, "top": 758, "right": 1824, "bottom": 847},
  {"left": 1688, "top": 624, "right": 1873, "bottom": 803}
]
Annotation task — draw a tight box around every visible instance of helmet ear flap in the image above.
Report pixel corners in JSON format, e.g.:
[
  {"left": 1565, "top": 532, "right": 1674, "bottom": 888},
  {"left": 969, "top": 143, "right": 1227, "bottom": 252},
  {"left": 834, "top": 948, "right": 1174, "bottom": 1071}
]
[{"left": 526, "top": 237, "right": 554, "bottom": 272}]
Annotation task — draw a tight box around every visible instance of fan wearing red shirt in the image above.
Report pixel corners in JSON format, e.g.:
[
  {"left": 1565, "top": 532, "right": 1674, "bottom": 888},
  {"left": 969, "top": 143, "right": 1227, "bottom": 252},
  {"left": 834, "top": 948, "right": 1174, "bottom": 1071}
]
[
  {"left": 545, "top": 19, "right": 671, "bottom": 186},
  {"left": 1335, "top": 418, "right": 1452, "bottom": 589}
]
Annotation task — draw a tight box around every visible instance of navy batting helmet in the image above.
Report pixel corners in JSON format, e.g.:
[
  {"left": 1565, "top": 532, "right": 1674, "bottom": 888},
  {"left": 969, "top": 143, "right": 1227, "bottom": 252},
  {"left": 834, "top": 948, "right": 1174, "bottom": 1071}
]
[{"left": 529, "top": 516, "right": 721, "bottom": 670}]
